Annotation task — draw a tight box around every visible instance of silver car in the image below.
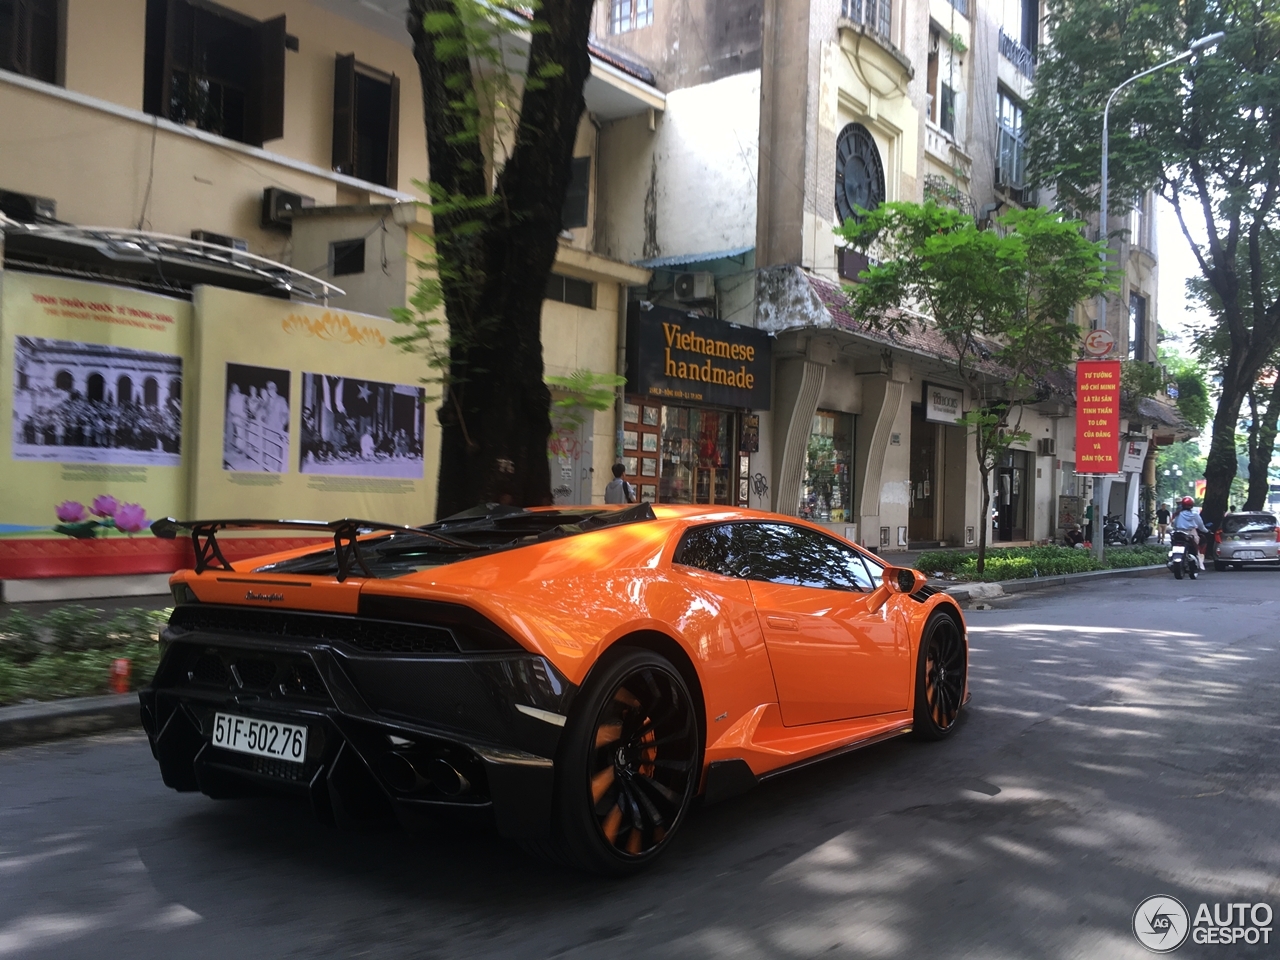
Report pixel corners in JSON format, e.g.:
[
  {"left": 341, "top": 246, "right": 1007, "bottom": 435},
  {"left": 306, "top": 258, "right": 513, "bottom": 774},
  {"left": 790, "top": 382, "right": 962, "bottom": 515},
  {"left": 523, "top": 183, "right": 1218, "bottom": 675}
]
[{"left": 1213, "top": 512, "right": 1280, "bottom": 570}]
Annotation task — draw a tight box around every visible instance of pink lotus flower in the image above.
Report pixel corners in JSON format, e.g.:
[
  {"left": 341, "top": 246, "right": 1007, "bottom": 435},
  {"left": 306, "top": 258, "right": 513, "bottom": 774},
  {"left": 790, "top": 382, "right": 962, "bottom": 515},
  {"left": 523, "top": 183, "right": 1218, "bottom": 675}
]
[
  {"left": 113, "top": 503, "right": 149, "bottom": 534},
  {"left": 55, "top": 501, "right": 88, "bottom": 523},
  {"left": 91, "top": 494, "right": 119, "bottom": 518}
]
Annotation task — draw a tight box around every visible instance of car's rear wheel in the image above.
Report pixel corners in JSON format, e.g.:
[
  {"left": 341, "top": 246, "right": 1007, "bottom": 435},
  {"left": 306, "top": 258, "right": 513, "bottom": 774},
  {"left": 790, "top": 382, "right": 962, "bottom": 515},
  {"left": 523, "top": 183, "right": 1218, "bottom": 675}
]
[
  {"left": 533, "top": 648, "right": 701, "bottom": 876},
  {"left": 912, "top": 612, "right": 966, "bottom": 741},
  {"left": 1214, "top": 561, "right": 1227, "bottom": 572}
]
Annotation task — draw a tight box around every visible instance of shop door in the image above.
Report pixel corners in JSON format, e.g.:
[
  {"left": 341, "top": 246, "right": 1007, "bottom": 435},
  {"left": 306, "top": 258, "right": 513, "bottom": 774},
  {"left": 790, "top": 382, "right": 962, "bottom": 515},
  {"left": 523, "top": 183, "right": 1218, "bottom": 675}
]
[
  {"left": 994, "top": 451, "right": 1029, "bottom": 541},
  {"left": 909, "top": 406, "right": 938, "bottom": 542},
  {"left": 621, "top": 399, "right": 661, "bottom": 503},
  {"left": 658, "top": 405, "right": 737, "bottom": 505},
  {"left": 549, "top": 408, "right": 594, "bottom": 506}
]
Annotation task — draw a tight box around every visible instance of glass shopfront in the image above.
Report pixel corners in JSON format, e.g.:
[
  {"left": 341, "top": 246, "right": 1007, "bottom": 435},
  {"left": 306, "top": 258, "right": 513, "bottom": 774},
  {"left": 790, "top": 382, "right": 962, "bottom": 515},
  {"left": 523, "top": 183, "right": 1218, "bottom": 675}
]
[
  {"left": 621, "top": 397, "right": 743, "bottom": 505},
  {"left": 798, "top": 410, "right": 854, "bottom": 522}
]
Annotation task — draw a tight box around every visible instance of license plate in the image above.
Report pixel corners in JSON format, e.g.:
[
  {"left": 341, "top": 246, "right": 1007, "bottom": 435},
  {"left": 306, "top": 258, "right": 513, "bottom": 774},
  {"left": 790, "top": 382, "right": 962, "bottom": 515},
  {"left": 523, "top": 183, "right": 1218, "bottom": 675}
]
[
  {"left": 212, "top": 713, "right": 308, "bottom": 763},
  {"left": 1170, "top": 547, "right": 1185, "bottom": 556},
  {"left": 1235, "top": 550, "right": 1262, "bottom": 560}
]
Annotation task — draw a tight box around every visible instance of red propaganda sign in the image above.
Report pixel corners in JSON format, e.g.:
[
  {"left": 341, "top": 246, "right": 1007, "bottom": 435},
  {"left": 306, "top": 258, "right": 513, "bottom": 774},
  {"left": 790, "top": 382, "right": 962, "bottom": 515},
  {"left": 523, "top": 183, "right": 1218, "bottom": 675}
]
[{"left": 1076, "top": 360, "right": 1121, "bottom": 473}]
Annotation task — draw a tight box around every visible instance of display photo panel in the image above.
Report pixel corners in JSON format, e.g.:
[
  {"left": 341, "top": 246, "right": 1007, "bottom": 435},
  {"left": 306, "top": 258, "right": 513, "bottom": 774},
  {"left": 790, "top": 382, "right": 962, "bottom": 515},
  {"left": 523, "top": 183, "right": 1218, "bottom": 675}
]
[
  {"left": 299, "top": 373, "right": 425, "bottom": 478},
  {"left": 12, "top": 336, "right": 182, "bottom": 467},
  {"left": 223, "top": 363, "right": 291, "bottom": 473}
]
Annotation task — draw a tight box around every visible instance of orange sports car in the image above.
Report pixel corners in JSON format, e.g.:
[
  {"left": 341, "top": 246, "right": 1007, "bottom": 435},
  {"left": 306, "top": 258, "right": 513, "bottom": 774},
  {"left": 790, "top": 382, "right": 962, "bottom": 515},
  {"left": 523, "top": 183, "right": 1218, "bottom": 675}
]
[{"left": 140, "top": 504, "right": 968, "bottom": 875}]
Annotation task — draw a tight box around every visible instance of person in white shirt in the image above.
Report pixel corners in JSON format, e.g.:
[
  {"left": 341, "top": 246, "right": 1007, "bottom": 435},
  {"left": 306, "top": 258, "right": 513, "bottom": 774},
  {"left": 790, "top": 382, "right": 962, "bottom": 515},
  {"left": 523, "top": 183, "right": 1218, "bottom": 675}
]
[{"left": 604, "top": 463, "right": 636, "bottom": 504}]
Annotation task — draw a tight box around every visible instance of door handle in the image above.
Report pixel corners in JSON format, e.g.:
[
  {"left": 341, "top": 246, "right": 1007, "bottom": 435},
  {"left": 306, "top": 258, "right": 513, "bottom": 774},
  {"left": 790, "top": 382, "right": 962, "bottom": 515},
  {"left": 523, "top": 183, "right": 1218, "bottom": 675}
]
[{"left": 766, "top": 616, "right": 799, "bottom": 631}]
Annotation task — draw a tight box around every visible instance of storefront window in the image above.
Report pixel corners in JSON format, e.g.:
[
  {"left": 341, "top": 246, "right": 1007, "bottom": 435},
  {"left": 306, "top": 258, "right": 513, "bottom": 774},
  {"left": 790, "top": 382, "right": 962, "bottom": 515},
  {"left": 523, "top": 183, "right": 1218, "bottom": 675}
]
[
  {"left": 658, "top": 405, "right": 736, "bottom": 505},
  {"left": 799, "top": 410, "right": 854, "bottom": 522}
]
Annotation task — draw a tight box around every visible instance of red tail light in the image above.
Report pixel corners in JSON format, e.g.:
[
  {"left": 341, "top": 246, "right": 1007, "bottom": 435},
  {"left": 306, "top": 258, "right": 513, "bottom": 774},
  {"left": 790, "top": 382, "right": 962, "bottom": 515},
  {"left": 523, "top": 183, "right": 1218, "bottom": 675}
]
[
  {"left": 1275, "top": 526, "right": 1279, "bottom": 543},
  {"left": 1214, "top": 528, "right": 1222, "bottom": 543}
]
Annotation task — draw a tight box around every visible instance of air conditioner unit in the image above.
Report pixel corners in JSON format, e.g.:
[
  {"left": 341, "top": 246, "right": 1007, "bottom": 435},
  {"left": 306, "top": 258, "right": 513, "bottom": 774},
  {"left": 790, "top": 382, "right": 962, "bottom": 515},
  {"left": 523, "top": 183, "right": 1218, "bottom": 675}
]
[
  {"left": 673, "top": 271, "right": 715, "bottom": 301},
  {"left": 190, "top": 230, "right": 249, "bottom": 252},
  {"left": 1037, "top": 437, "right": 1056, "bottom": 457},
  {"left": 0, "top": 188, "right": 56, "bottom": 222},
  {"left": 260, "top": 187, "right": 315, "bottom": 229}
]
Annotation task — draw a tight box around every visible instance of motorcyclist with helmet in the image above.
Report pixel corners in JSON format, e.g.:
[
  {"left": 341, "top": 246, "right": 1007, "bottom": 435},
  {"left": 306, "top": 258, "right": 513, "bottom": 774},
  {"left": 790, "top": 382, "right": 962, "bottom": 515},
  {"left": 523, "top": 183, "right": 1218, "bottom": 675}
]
[{"left": 1170, "top": 496, "right": 1208, "bottom": 570}]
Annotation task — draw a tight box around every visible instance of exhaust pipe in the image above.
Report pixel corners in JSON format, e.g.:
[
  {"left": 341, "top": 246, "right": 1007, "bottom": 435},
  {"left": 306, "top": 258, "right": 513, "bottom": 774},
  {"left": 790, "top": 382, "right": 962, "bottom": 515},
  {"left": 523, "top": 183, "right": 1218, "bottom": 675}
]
[
  {"left": 378, "top": 753, "right": 470, "bottom": 797},
  {"left": 425, "top": 758, "right": 469, "bottom": 797}
]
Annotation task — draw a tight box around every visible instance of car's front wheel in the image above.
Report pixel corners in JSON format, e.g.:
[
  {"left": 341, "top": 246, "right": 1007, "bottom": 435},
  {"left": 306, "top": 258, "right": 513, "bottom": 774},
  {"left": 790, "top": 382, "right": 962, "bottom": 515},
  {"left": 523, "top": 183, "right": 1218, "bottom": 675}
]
[
  {"left": 912, "top": 612, "right": 967, "bottom": 741},
  {"left": 532, "top": 648, "right": 701, "bottom": 876}
]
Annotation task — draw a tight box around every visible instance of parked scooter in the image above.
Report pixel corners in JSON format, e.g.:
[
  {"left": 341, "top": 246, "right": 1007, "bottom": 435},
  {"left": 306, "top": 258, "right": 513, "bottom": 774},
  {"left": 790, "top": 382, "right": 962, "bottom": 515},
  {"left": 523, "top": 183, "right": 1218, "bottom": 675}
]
[
  {"left": 1167, "top": 530, "right": 1199, "bottom": 580},
  {"left": 1103, "top": 513, "right": 1130, "bottom": 546},
  {"left": 1132, "top": 515, "right": 1153, "bottom": 545}
]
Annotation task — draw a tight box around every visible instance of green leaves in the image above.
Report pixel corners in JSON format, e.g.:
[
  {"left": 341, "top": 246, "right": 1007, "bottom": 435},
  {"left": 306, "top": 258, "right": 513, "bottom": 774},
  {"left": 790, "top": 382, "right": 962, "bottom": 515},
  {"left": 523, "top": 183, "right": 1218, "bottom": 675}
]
[{"left": 839, "top": 200, "right": 1113, "bottom": 571}]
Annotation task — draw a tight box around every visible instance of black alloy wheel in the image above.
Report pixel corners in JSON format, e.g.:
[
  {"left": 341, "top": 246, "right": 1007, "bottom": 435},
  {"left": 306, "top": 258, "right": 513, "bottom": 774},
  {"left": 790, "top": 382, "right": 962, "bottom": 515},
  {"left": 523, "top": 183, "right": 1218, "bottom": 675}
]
[
  {"left": 533, "top": 648, "right": 701, "bottom": 875},
  {"left": 913, "top": 613, "right": 966, "bottom": 741}
]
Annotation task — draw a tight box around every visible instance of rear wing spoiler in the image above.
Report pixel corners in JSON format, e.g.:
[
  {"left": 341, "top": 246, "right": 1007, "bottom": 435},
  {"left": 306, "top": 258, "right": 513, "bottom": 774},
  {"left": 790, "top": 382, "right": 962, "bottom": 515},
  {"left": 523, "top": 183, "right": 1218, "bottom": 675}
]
[{"left": 149, "top": 517, "right": 420, "bottom": 580}]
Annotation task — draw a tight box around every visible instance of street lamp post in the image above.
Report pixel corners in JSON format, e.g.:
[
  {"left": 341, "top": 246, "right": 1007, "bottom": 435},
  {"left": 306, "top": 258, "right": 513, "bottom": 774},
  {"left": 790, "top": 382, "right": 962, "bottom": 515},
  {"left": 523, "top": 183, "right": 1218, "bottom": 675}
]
[{"left": 1090, "top": 31, "right": 1224, "bottom": 562}]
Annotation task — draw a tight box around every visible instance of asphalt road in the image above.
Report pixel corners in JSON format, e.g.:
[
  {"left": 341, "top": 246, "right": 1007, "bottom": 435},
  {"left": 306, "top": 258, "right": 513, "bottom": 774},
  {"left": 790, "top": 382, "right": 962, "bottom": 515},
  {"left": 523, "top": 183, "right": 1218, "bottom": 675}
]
[{"left": 2, "top": 570, "right": 1277, "bottom": 959}]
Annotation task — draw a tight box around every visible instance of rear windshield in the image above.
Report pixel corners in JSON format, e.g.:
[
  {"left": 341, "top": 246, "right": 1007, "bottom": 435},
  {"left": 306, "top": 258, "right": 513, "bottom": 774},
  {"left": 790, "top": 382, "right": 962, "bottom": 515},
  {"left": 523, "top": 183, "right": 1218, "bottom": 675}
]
[
  {"left": 1222, "top": 514, "right": 1277, "bottom": 535},
  {"left": 253, "top": 504, "right": 656, "bottom": 578}
]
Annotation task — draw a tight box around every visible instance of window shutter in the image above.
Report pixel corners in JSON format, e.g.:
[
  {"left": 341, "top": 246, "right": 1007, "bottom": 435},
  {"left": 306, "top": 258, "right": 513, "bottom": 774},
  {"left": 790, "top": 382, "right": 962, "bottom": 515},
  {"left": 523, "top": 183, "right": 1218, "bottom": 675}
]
[
  {"left": 245, "top": 14, "right": 286, "bottom": 145},
  {"left": 332, "top": 53, "right": 356, "bottom": 174},
  {"left": 561, "top": 156, "right": 590, "bottom": 229},
  {"left": 385, "top": 72, "right": 400, "bottom": 189},
  {"left": 142, "top": 0, "right": 173, "bottom": 118}
]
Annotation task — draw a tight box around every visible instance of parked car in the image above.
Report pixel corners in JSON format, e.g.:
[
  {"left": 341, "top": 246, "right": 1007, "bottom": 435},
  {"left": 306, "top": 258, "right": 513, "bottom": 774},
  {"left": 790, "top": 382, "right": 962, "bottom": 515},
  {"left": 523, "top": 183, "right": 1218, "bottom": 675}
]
[
  {"left": 1213, "top": 511, "right": 1280, "bottom": 571},
  {"left": 141, "top": 504, "right": 969, "bottom": 875}
]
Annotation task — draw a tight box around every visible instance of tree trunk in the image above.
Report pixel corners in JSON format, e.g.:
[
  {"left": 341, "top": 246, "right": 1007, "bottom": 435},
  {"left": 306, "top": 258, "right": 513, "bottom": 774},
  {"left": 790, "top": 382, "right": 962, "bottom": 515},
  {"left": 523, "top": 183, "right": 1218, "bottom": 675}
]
[
  {"left": 1202, "top": 367, "right": 1249, "bottom": 526},
  {"left": 408, "top": 0, "right": 595, "bottom": 518},
  {"left": 1244, "top": 374, "right": 1280, "bottom": 511},
  {"left": 976, "top": 463, "right": 991, "bottom": 575}
]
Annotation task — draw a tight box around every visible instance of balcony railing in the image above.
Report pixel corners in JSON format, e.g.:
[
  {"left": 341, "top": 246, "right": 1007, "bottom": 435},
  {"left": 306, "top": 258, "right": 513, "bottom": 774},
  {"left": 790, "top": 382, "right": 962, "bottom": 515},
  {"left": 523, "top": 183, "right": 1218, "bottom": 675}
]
[
  {"left": 841, "top": 0, "right": 892, "bottom": 41},
  {"left": 996, "top": 124, "right": 1027, "bottom": 190},
  {"left": 998, "top": 28, "right": 1036, "bottom": 80}
]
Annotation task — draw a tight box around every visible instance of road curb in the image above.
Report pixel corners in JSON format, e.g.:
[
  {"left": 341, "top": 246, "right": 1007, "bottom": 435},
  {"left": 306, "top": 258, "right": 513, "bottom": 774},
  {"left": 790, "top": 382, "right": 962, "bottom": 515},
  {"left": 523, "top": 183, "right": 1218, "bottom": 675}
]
[
  {"left": 941, "top": 564, "right": 1167, "bottom": 602},
  {"left": 0, "top": 693, "right": 140, "bottom": 750}
]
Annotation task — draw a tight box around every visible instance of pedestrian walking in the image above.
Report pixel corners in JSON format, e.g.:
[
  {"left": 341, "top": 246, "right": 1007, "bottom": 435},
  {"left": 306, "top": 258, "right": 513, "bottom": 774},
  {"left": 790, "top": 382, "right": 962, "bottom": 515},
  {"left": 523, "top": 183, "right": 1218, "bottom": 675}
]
[
  {"left": 604, "top": 463, "right": 636, "bottom": 504},
  {"left": 1156, "top": 502, "right": 1171, "bottom": 543}
]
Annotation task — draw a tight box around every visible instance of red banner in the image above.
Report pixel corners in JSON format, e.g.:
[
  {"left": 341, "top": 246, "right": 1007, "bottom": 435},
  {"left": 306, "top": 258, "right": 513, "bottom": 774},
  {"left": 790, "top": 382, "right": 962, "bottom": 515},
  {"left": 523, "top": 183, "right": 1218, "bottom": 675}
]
[{"left": 1076, "top": 360, "right": 1121, "bottom": 473}]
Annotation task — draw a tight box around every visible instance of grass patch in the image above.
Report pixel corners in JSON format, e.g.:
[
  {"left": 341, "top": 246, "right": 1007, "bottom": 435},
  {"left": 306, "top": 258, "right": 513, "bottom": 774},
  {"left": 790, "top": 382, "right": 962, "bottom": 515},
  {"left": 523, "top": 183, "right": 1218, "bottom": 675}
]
[
  {"left": 0, "top": 606, "right": 169, "bottom": 706},
  {"left": 915, "top": 545, "right": 1167, "bottom": 582}
]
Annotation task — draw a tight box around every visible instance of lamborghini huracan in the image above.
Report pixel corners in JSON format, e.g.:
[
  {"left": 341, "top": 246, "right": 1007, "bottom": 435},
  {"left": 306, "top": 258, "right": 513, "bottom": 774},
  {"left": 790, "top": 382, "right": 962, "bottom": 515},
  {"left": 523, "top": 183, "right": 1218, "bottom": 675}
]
[{"left": 140, "top": 504, "right": 968, "bottom": 875}]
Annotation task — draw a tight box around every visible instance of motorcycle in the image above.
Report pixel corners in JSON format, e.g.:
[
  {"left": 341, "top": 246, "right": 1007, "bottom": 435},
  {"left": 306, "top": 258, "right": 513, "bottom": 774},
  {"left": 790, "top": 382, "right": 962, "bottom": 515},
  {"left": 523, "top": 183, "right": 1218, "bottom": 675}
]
[
  {"left": 1103, "top": 513, "right": 1130, "bottom": 546},
  {"left": 1167, "top": 530, "right": 1199, "bottom": 580},
  {"left": 1132, "top": 515, "right": 1153, "bottom": 545}
]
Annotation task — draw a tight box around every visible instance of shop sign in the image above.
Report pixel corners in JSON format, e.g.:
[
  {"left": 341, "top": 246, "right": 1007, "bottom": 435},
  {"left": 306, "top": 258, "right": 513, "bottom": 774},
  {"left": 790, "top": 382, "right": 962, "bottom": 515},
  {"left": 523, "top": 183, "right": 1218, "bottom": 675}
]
[
  {"left": 1120, "top": 438, "right": 1149, "bottom": 474},
  {"left": 924, "top": 382, "right": 964, "bottom": 424},
  {"left": 626, "top": 304, "right": 771, "bottom": 409},
  {"left": 1076, "top": 360, "right": 1121, "bottom": 473}
]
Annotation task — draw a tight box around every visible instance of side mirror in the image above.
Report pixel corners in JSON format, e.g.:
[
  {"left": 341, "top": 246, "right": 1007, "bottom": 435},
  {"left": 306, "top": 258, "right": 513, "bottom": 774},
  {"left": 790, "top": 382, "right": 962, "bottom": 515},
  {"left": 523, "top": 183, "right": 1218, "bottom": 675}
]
[{"left": 865, "top": 565, "right": 928, "bottom": 612}]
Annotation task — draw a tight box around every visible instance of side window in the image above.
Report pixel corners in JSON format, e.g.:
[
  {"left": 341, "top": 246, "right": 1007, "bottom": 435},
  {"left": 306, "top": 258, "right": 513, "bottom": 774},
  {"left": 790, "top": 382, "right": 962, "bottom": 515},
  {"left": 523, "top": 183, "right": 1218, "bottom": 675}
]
[
  {"left": 740, "top": 524, "right": 870, "bottom": 591},
  {"left": 673, "top": 523, "right": 746, "bottom": 577},
  {"left": 142, "top": 0, "right": 287, "bottom": 147},
  {"left": 332, "top": 55, "right": 401, "bottom": 188},
  {"left": 676, "top": 523, "right": 878, "bottom": 592},
  {"left": 855, "top": 549, "right": 884, "bottom": 591}
]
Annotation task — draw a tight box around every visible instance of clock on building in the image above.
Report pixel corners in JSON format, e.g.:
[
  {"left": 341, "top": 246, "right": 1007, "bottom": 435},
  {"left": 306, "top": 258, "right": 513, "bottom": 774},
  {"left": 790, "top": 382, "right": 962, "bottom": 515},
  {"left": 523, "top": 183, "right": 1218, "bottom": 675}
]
[{"left": 834, "top": 123, "right": 886, "bottom": 223}]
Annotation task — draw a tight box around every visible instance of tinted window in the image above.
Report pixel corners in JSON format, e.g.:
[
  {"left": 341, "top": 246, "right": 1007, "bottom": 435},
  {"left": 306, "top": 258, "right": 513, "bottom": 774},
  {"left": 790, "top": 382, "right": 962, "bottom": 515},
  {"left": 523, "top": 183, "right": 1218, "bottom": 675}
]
[
  {"left": 1222, "top": 514, "right": 1277, "bottom": 535},
  {"left": 676, "top": 523, "right": 876, "bottom": 592},
  {"left": 674, "top": 523, "right": 743, "bottom": 577}
]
